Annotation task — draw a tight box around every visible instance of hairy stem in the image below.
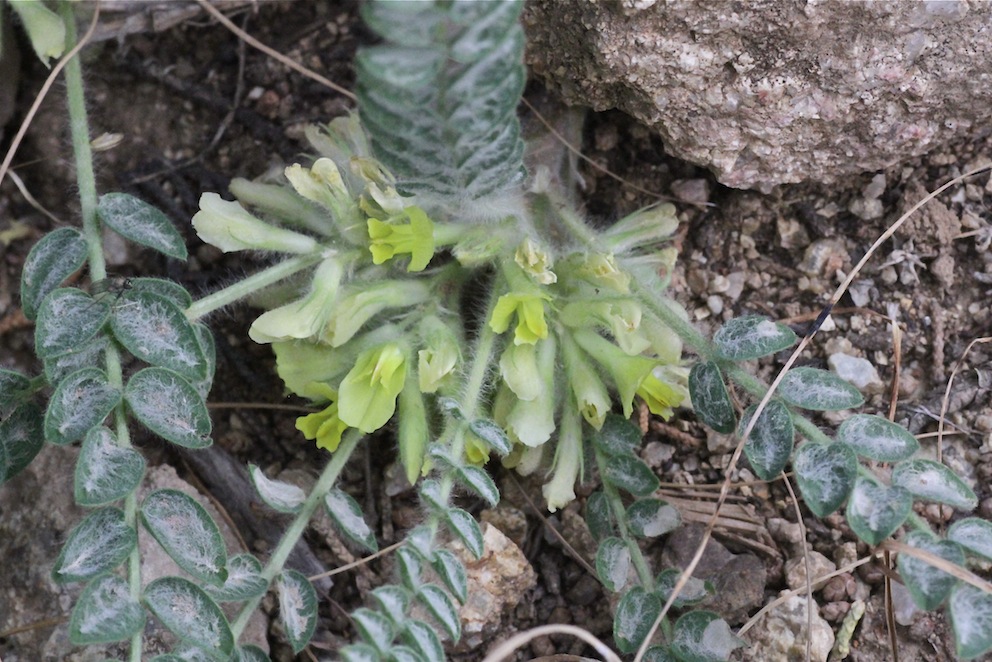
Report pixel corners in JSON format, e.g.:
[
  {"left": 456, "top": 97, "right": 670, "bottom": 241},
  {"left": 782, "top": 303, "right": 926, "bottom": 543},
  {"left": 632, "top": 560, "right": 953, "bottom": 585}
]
[
  {"left": 230, "top": 428, "right": 363, "bottom": 639},
  {"left": 60, "top": 5, "right": 143, "bottom": 661},
  {"left": 185, "top": 252, "right": 325, "bottom": 321}
]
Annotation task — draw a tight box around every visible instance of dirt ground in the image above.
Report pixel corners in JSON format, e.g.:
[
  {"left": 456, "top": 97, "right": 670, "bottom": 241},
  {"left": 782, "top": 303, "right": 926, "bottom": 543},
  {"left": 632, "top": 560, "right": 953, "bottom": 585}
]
[{"left": 1, "top": 2, "right": 991, "bottom": 661}]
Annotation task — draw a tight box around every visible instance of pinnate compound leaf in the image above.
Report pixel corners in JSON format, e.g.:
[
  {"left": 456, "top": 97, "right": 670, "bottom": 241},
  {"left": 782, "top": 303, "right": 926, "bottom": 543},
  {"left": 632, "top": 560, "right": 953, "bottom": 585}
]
[
  {"left": 45, "top": 367, "right": 120, "bottom": 446},
  {"left": 670, "top": 610, "right": 746, "bottom": 662},
  {"left": 74, "top": 426, "right": 146, "bottom": 506},
  {"left": 432, "top": 549, "right": 468, "bottom": 604},
  {"left": 897, "top": 531, "right": 965, "bottom": 611},
  {"left": 125, "top": 367, "right": 211, "bottom": 449},
  {"left": 948, "top": 518, "right": 992, "bottom": 561},
  {"left": 0, "top": 402, "right": 44, "bottom": 484},
  {"left": 613, "top": 587, "right": 661, "bottom": 654},
  {"left": 445, "top": 507, "right": 484, "bottom": 558},
  {"left": 324, "top": 488, "right": 378, "bottom": 552},
  {"left": 643, "top": 646, "right": 678, "bottom": 662},
  {"left": 340, "top": 644, "right": 380, "bottom": 662},
  {"left": 845, "top": 478, "right": 912, "bottom": 545},
  {"left": 592, "top": 412, "right": 642, "bottom": 457},
  {"left": 604, "top": 454, "right": 659, "bottom": 497},
  {"left": 141, "top": 489, "right": 227, "bottom": 585},
  {"left": 52, "top": 507, "right": 135, "bottom": 583},
  {"left": 403, "top": 619, "right": 444, "bottom": 662},
  {"left": 892, "top": 459, "right": 978, "bottom": 511},
  {"left": 143, "top": 577, "right": 233, "bottom": 656},
  {"left": 205, "top": 554, "right": 267, "bottom": 602},
  {"left": 387, "top": 646, "right": 427, "bottom": 662},
  {"left": 739, "top": 402, "right": 794, "bottom": 481},
  {"left": 655, "top": 569, "right": 712, "bottom": 608},
  {"left": 98, "top": 192, "right": 188, "bottom": 261},
  {"left": 468, "top": 418, "right": 511, "bottom": 455},
  {"left": 371, "top": 585, "right": 410, "bottom": 626},
  {"left": 713, "top": 315, "right": 796, "bottom": 361},
  {"left": 231, "top": 645, "right": 270, "bottom": 662},
  {"left": 396, "top": 547, "right": 424, "bottom": 590},
  {"left": 778, "top": 367, "right": 864, "bottom": 411},
  {"left": 111, "top": 290, "right": 206, "bottom": 381},
  {"left": 626, "top": 498, "right": 681, "bottom": 538},
  {"left": 277, "top": 569, "right": 318, "bottom": 654},
  {"left": 595, "top": 537, "right": 631, "bottom": 592},
  {"left": 43, "top": 334, "right": 109, "bottom": 384},
  {"left": 34, "top": 288, "right": 109, "bottom": 359},
  {"left": 455, "top": 465, "right": 499, "bottom": 507},
  {"left": 837, "top": 414, "right": 919, "bottom": 462},
  {"left": 69, "top": 575, "right": 145, "bottom": 645},
  {"left": 249, "top": 464, "right": 305, "bottom": 513},
  {"left": 793, "top": 441, "right": 857, "bottom": 517},
  {"left": 128, "top": 277, "right": 193, "bottom": 309},
  {"left": 190, "top": 322, "right": 216, "bottom": 400},
  {"left": 950, "top": 582, "right": 992, "bottom": 660},
  {"left": 688, "top": 361, "right": 736, "bottom": 433},
  {"left": 21, "top": 227, "right": 88, "bottom": 321},
  {"left": 416, "top": 584, "right": 461, "bottom": 641},
  {"left": 585, "top": 490, "right": 614, "bottom": 541},
  {"left": 353, "top": 608, "right": 394, "bottom": 653},
  {"left": 0, "top": 367, "right": 31, "bottom": 412}
]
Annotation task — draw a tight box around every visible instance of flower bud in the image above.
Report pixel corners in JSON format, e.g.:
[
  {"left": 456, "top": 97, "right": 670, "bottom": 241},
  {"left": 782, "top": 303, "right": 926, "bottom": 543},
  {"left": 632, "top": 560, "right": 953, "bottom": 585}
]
[{"left": 193, "top": 193, "right": 318, "bottom": 254}]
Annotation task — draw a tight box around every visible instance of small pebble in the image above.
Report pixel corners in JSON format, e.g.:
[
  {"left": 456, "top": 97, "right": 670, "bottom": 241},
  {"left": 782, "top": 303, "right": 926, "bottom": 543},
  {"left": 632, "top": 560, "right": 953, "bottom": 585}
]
[
  {"left": 828, "top": 352, "right": 884, "bottom": 394},
  {"left": 706, "top": 295, "right": 724, "bottom": 315}
]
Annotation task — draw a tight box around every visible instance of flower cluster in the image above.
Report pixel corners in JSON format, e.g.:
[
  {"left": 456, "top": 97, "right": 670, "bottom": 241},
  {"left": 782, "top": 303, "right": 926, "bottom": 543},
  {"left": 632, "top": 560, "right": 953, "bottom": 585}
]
[{"left": 191, "top": 114, "right": 687, "bottom": 511}]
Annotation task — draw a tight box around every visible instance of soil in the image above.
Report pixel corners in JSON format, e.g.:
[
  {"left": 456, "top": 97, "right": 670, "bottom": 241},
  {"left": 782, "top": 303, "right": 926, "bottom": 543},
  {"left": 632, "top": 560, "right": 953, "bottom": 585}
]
[{"left": 1, "top": 2, "right": 991, "bottom": 661}]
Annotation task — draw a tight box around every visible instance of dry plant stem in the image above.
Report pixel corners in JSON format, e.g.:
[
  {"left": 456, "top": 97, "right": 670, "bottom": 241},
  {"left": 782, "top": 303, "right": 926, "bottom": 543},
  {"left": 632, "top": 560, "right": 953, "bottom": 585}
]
[
  {"left": 782, "top": 473, "right": 813, "bottom": 662},
  {"left": 737, "top": 552, "right": 881, "bottom": 636},
  {"left": 937, "top": 336, "right": 992, "bottom": 462},
  {"left": 882, "top": 540, "right": 992, "bottom": 594},
  {"left": 0, "top": 3, "right": 100, "bottom": 191},
  {"left": 193, "top": 0, "right": 356, "bottom": 102},
  {"left": 480, "top": 624, "right": 623, "bottom": 662},
  {"left": 230, "top": 429, "right": 363, "bottom": 639},
  {"left": 309, "top": 541, "right": 404, "bottom": 581}
]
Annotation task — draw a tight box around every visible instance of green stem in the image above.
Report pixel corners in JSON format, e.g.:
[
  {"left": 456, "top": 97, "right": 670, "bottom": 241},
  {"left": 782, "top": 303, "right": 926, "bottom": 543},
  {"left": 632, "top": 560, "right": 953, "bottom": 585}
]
[
  {"left": 595, "top": 447, "right": 655, "bottom": 589},
  {"left": 185, "top": 252, "right": 324, "bottom": 321},
  {"left": 61, "top": 5, "right": 142, "bottom": 661},
  {"left": 230, "top": 428, "right": 363, "bottom": 639},
  {"left": 551, "top": 193, "right": 937, "bottom": 544}
]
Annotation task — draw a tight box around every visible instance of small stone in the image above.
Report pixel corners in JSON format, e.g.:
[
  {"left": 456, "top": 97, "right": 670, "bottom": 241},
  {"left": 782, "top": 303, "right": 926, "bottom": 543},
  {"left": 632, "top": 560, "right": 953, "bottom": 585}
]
[
  {"left": 448, "top": 523, "right": 538, "bottom": 652},
  {"left": 642, "top": 441, "right": 675, "bottom": 468},
  {"left": 822, "top": 574, "right": 856, "bottom": 602},
  {"left": 706, "top": 295, "right": 724, "bottom": 315},
  {"left": 767, "top": 517, "right": 803, "bottom": 545},
  {"left": 821, "top": 601, "right": 851, "bottom": 622},
  {"left": 744, "top": 594, "right": 834, "bottom": 662},
  {"left": 785, "top": 550, "right": 837, "bottom": 591},
  {"left": 670, "top": 178, "right": 710, "bottom": 205},
  {"left": 828, "top": 353, "right": 884, "bottom": 394},
  {"left": 724, "top": 271, "right": 746, "bottom": 300}
]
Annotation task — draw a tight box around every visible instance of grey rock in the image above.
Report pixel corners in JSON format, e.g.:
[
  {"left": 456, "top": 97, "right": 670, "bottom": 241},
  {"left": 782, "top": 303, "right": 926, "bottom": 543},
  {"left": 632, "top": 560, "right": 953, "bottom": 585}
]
[
  {"left": 742, "top": 594, "right": 834, "bottom": 662},
  {"left": 525, "top": 1, "right": 992, "bottom": 189},
  {"left": 828, "top": 352, "right": 885, "bottom": 394},
  {"left": 662, "top": 524, "right": 766, "bottom": 624}
]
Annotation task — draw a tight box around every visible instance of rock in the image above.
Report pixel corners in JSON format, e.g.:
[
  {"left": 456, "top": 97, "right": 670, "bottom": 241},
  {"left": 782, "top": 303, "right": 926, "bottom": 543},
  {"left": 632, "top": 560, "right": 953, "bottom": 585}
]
[
  {"left": 524, "top": 1, "right": 992, "bottom": 190},
  {"left": 742, "top": 594, "right": 834, "bottom": 662},
  {"left": 448, "top": 522, "right": 538, "bottom": 652},
  {"left": 828, "top": 352, "right": 885, "bottom": 394},
  {"left": 662, "top": 524, "right": 766, "bottom": 624},
  {"left": 784, "top": 550, "right": 837, "bottom": 591}
]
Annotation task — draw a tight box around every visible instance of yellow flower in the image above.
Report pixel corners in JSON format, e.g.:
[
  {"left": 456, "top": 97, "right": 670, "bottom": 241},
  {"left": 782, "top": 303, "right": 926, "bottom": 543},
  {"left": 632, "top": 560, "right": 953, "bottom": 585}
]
[
  {"left": 338, "top": 343, "right": 407, "bottom": 433},
  {"left": 367, "top": 206, "right": 435, "bottom": 272},
  {"left": 295, "top": 384, "right": 349, "bottom": 452},
  {"left": 514, "top": 238, "right": 557, "bottom": 285},
  {"left": 489, "top": 292, "right": 551, "bottom": 345}
]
